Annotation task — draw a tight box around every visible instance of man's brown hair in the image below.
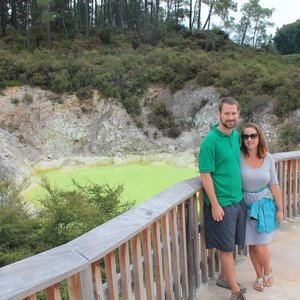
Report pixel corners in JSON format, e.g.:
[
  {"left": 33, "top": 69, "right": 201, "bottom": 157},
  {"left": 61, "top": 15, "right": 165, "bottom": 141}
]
[{"left": 218, "top": 97, "right": 240, "bottom": 112}]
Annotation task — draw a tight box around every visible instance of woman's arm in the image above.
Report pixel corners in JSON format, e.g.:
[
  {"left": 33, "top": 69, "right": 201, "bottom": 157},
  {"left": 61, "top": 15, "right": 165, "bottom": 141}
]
[{"left": 269, "top": 184, "right": 284, "bottom": 223}]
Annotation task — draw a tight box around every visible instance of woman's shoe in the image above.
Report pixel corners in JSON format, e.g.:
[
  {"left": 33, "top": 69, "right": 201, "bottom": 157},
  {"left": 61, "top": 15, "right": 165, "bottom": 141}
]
[
  {"left": 253, "top": 278, "right": 264, "bottom": 291},
  {"left": 263, "top": 271, "right": 273, "bottom": 287}
]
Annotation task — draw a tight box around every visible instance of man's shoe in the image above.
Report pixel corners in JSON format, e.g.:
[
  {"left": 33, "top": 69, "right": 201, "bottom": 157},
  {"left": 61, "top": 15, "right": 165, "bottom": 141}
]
[
  {"left": 231, "top": 291, "right": 247, "bottom": 300},
  {"left": 216, "top": 275, "right": 247, "bottom": 293}
]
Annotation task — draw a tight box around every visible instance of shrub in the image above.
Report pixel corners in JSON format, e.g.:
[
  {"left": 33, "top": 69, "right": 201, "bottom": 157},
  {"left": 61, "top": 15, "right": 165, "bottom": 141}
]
[
  {"left": 0, "top": 179, "right": 41, "bottom": 267},
  {"left": 49, "top": 69, "right": 71, "bottom": 93},
  {"left": 10, "top": 96, "right": 20, "bottom": 104},
  {"left": 241, "top": 95, "right": 271, "bottom": 119},
  {"left": 277, "top": 123, "right": 300, "bottom": 151},
  {"left": 120, "top": 95, "right": 141, "bottom": 115},
  {"left": 22, "top": 93, "right": 33, "bottom": 105},
  {"left": 39, "top": 179, "right": 135, "bottom": 247},
  {"left": 76, "top": 87, "right": 93, "bottom": 100},
  {"left": 148, "top": 102, "right": 181, "bottom": 138}
]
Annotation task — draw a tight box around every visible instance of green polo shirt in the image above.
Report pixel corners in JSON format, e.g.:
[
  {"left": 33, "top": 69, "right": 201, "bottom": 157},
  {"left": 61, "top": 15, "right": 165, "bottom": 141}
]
[{"left": 198, "top": 125, "right": 243, "bottom": 206}]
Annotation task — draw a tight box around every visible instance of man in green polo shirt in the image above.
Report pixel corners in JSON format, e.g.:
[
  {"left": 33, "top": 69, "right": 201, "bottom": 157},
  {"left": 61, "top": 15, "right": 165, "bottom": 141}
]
[{"left": 199, "top": 97, "right": 247, "bottom": 300}]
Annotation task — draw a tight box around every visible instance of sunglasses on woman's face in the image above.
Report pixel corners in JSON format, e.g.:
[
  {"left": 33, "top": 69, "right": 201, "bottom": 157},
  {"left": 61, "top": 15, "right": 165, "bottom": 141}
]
[{"left": 242, "top": 133, "right": 258, "bottom": 140}]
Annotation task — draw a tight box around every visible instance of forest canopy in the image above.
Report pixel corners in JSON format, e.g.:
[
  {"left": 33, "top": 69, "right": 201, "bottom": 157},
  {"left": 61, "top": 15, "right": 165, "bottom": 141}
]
[{"left": 0, "top": 0, "right": 277, "bottom": 48}]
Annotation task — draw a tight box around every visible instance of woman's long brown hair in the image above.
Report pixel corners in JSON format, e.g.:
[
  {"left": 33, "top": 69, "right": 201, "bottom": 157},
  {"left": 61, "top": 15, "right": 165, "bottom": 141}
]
[{"left": 240, "top": 123, "right": 268, "bottom": 159}]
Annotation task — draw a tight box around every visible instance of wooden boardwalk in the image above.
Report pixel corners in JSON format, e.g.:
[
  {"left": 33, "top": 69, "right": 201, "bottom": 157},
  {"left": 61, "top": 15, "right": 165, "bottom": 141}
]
[{"left": 196, "top": 217, "right": 300, "bottom": 300}]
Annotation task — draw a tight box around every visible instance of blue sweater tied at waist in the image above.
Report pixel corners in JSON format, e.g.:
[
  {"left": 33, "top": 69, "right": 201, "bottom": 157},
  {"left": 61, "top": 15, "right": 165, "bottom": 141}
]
[{"left": 245, "top": 197, "right": 279, "bottom": 233}]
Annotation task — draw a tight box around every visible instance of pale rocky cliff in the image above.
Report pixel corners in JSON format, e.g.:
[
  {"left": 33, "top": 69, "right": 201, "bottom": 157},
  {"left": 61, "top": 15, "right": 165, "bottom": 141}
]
[{"left": 0, "top": 85, "right": 298, "bottom": 181}]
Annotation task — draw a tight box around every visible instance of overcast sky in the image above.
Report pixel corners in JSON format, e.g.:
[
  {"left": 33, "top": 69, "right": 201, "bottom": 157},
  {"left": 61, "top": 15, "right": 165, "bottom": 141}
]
[{"left": 232, "top": 0, "right": 300, "bottom": 35}]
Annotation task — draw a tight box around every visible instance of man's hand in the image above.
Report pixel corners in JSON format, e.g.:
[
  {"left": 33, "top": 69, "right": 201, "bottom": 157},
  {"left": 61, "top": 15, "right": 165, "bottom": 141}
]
[{"left": 211, "top": 204, "right": 225, "bottom": 222}]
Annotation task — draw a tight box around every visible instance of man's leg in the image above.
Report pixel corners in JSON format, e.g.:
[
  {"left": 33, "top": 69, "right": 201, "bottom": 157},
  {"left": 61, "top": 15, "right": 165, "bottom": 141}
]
[{"left": 220, "top": 251, "right": 240, "bottom": 293}]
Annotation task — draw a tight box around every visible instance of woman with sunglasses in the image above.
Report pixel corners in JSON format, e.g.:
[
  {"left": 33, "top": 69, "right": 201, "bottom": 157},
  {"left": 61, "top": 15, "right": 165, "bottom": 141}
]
[{"left": 240, "top": 123, "right": 284, "bottom": 292}]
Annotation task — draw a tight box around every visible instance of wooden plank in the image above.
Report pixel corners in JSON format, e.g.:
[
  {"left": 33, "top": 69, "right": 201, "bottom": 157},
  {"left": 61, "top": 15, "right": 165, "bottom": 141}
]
[
  {"left": 119, "top": 243, "right": 132, "bottom": 300},
  {"left": 91, "top": 261, "right": 105, "bottom": 300},
  {"left": 104, "top": 252, "right": 118, "bottom": 300},
  {"left": 151, "top": 221, "right": 164, "bottom": 300},
  {"left": 288, "top": 160, "right": 293, "bottom": 218},
  {"left": 208, "top": 249, "right": 215, "bottom": 278},
  {"left": 131, "top": 235, "right": 144, "bottom": 300},
  {"left": 186, "top": 198, "right": 196, "bottom": 299},
  {"left": 23, "top": 296, "right": 36, "bottom": 300},
  {"left": 192, "top": 194, "right": 200, "bottom": 288},
  {"left": 298, "top": 159, "right": 300, "bottom": 215},
  {"left": 272, "top": 151, "right": 300, "bottom": 161},
  {"left": 67, "top": 273, "right": 81, "bottom": 300},
  {"left": 46, "top": 284, "right": 61, "bottom": 300},
  {"left": 177, "top": 203, "right": 188, "bottom": 299},
  {"left": 277, "top": 161, "right": 287, "bottom": 219},
  {"left": 169, "top": 208, "right": 181, "bottom": 299},
  {"left": 142, "top": 228, "right": 155, "bottom": 300},
  {"left": 80, "top": 265, "right": 94, "bottom": 300},
  {"left": 292, "top": 159, "right": 297, "bottom": 217},
  {"left": 283, "top": 161, "right": 288, "bottom": 218},
  {"left": 161, "top": 213, "right": 174, "bottom": 300},
  {"left": 67, "top": 181, "right": 198, "bottom": 262},
  {"left": 0, "top": 244, "right": 88, "bottom": 300},
  {"left": 198, "top": 190, "right": 208, "bottom": 283}
]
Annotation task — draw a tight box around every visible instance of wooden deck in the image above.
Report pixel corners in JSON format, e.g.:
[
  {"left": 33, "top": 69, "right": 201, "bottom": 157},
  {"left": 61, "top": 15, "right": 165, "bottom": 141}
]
[
  {"left": 197, "top": 217, "right": 300, "bottom": 300},
  {"left": 0, "top": 151, "right": 299, "bottom": 300}
]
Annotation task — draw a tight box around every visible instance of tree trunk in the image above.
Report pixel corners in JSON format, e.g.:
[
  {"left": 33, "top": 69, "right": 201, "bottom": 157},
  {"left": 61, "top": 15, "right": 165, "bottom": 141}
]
[
  {"left": 108, "top": 0, "right": 112, "bottom": 25},
  {"left": 0, "top": 0, "right": 7, "bottom": 36},
  {"left": 197, "top": 0, "right": 201, "bottom": 30},
  {"left": 144, "top": 0, "right": 148, "bottom": 38},
  {"left": 241, "top": 23, "right": 249, "bottom": 46},
  {"left": 189, "top": 0, "right": 192, "bottom": 30},
  {"left": 85, "top": 0, "right": 89, "bottom": 36},
  {"left": 202, "top": 0, "right": 214, "bottom": 30},
  {"left": 152, "top": 0, "right": 159, "bottom": 45},
  {"left": 116, "top": 0, "right": 124, "bottom": 28},
  {"left": 60, "top": 7, "right": 69, "bottom": 39},
  {"left": 11, "top": 0, "right": 17, "bottom": 29},
  {"left": 136, "top": 0, "right": 141, "bottom": 35},
  {"left": 46, "top": 21, "right": 51, "bottom": 48},
  {"left": 25, "top": 0, "right": 31, "bottom": 48}
]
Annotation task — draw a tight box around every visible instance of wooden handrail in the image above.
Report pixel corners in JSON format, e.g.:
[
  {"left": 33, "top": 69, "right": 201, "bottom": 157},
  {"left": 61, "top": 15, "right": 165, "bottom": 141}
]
[{"left": 0, "top": 151, "right": 299, "bottom": 300}]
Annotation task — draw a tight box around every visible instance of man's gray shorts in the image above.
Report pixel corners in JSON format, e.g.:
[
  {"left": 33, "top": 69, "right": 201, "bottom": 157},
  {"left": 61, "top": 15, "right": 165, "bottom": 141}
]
[{"left": 203, "top": 201, "right": 247, "bottom": 252}]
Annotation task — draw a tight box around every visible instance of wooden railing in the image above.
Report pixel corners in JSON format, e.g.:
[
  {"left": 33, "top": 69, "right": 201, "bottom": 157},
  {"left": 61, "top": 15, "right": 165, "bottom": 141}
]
[{"left": 0, "top": 151, "right": 299, "bottom": 300}]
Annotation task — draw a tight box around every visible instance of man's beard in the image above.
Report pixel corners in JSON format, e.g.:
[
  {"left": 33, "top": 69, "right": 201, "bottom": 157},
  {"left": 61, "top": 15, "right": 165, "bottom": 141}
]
[{"left": 220, "top": 119, "right": 236, "bottom": 129}]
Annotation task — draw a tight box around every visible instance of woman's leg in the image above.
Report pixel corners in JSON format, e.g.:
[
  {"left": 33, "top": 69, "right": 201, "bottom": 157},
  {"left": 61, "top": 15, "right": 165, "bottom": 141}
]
[
  {"left": 249, "top": 245, "right": 263, "bottom": 278},
  {"left": 253, "top": 244, "right": 271, "bottom": 275}
]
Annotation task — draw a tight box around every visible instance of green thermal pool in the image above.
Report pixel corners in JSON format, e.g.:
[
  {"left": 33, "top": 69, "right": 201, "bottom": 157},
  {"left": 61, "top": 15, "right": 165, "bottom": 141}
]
[{"left": 25, "top": 164, "right": 199, "bottom": 205}]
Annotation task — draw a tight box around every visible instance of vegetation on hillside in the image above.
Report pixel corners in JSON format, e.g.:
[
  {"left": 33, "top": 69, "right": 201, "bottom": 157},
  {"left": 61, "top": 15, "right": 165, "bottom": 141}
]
[
  {"left": 1, "top": 29, "right": 300, "bottom": 118},
  {"left": 0, "top": 178, "right": 135, "bottom": 267},
  {"left": 1, "top": 0, "right": 299, "bottom": 121}
]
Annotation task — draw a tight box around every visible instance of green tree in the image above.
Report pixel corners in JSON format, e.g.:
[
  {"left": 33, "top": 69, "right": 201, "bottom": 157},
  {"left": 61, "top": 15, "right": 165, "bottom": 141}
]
[
  {"left": 234, "top": 0, "right": 273, "bottom": 47},
  {"left": 277, "top": 123, "right": 300, "bottom": 151},
  {"left": 274, "top": 20, "right": 300, "bottom": 54},
  {"left": 202, "top": 0, "right": 237, "bottom": 30},
  {"left": 37, "top": 0, "right": 53, "bottom": 48},
  {"left": 38, "top": 179, "right": 135, "bottom": 248},
  {"left": 0, "top": 179, "right": 42, "bottom": 267}
]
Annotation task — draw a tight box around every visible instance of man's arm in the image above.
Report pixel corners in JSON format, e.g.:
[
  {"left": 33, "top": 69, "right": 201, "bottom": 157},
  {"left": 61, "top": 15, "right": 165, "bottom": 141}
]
[{"left": 201, "top": 172, "right": 225, "bottom": 222}]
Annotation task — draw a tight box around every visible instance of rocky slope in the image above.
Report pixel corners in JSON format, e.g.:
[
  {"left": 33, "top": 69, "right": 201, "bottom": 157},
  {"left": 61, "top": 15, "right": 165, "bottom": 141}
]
[{"left": 0, "top": 85, "right": 298, "bottom": 182}]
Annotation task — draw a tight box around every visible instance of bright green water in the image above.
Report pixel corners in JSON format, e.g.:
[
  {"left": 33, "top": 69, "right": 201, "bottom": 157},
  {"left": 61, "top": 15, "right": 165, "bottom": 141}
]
[{"left": 25, "top": 164, "right": 198, "bottom": 205}]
